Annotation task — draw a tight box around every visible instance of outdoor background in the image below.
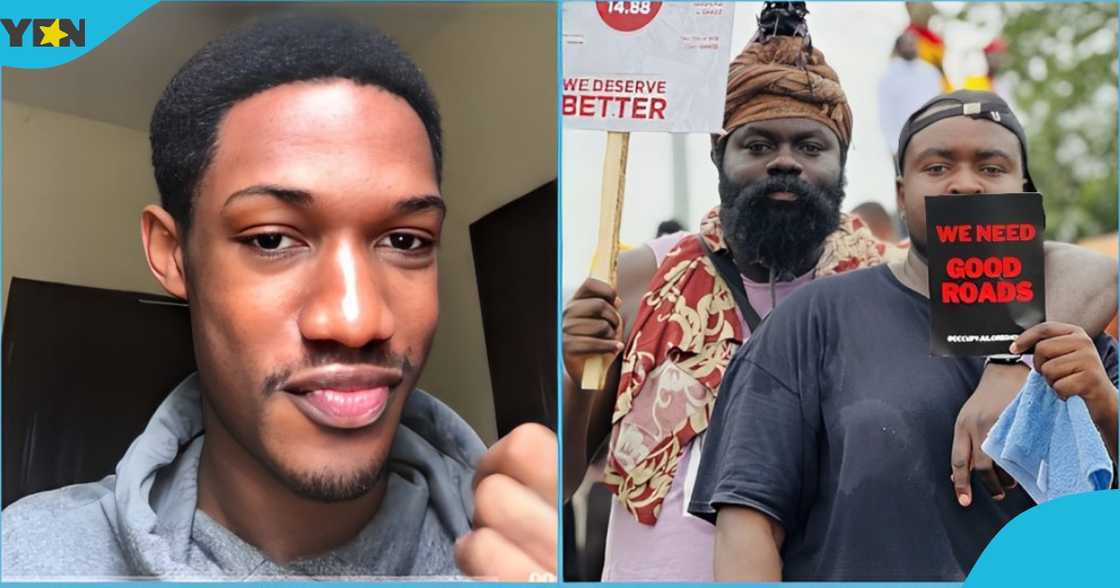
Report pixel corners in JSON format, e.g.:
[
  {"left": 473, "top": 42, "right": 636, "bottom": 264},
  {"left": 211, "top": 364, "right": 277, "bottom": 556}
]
[
  {"left": 561, "top": 1, "right": 1119, "bottom": 296},
  {"left": 562, "top": 1, "right": 1119, "bottom": 581}
]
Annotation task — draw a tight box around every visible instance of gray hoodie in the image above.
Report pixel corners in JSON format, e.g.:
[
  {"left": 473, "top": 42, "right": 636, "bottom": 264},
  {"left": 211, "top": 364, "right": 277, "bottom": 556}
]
[{"left": 1, "top": 373, "right": 485, "bottom": 580}]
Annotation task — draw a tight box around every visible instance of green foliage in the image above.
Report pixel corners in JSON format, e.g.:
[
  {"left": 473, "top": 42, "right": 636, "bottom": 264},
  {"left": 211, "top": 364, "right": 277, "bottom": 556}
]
[{"left": 960, "top": 3, "right": 1118, "bottom": 242}]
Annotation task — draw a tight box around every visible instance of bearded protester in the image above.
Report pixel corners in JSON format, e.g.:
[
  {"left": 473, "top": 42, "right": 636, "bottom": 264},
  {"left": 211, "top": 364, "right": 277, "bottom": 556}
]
[
  {"left": 688, "top": 90, "right": 1118, "bottom": 581},
  {"left": 562, "top": 4, "right": 1116, "bottom": 582}
]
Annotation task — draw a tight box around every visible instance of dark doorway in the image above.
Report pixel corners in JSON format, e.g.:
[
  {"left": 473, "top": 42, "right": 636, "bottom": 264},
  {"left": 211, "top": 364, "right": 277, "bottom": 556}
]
[
  {"left": 2, "top": 278, "right": 196, "bottom": 507},
  {"left": 469, "top": 181, "right": 557, "bottom": 437}
]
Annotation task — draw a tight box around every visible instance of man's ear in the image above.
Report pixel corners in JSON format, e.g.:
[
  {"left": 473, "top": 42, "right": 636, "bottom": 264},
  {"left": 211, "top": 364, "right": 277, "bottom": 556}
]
[
  {"left": 895, "top": 177, "right": 907, "bottom": 222},
  {"left": 140, "top": 205, "right": 188, "bottom": 301}
]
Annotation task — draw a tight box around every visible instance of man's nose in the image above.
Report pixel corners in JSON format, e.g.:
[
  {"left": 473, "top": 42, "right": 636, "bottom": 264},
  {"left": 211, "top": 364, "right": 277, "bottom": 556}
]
[
  {"left": 947, "top": 170, "right": 984, "bottom": 194},
  {"left": 766, "top": 145, "right": 803, "bottom": 176},
  {"left": 297, "top": 241, "right": 395, "bottom": 349}
]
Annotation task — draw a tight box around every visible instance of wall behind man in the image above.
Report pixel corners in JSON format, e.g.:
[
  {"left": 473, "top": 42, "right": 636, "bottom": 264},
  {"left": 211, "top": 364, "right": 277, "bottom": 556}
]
[
  {"left": 2, "top": 100, "right": 162, "bottom": 299},
  {"left": 410, "top": 6, "right": 557, "bottom": 444},
  {"left": 2, "top": 3, "right": 556, "bottom": 445}
]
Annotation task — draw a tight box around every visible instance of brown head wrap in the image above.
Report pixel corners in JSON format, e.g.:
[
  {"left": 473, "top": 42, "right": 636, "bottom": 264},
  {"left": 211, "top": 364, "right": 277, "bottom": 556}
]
[{"left": 721, "top": 36, "right": 853, "bottom": 149}]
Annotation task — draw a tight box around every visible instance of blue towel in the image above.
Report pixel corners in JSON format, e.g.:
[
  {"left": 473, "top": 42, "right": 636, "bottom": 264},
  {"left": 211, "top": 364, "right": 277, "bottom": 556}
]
[{"left": 981, "top": 370, "right": 1114, "bottom": 503}]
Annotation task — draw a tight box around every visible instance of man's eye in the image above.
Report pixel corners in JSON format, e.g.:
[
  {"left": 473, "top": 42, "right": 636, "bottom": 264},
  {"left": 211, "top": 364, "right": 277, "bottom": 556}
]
[
  {"left": 981, "top": 165, "right": 1006, "bottom": 175},
  {"left": 745, "top": 142, "right": 771, "bottom": 154},
  {"left": 800, "top": 143, "right": 823, "bottom": 154},
  {"left": 925, "top": 164, "right": 949, "bottom": 174},
  {"left": 248, "top": 233, "right": 298, "bottom": 251},
  {"left": 235, "top": 232, "right": 304, "bottom": 258},
  {"left": 384, "top": 233, "right": 431, "bottom": 251}
]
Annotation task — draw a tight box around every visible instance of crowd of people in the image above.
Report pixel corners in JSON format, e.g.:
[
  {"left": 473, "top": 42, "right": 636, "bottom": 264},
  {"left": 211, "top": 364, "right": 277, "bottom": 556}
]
[{"left": 872, "top": 2, "right": 1013, "bottom": 242}]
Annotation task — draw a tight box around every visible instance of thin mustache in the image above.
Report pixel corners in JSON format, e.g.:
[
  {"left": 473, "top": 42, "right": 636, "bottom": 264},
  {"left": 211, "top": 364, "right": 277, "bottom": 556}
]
[
  {"left": 281, "top": 365, "right": 403, "bottom": 393},
  {"left": 262, "top": 349, "right": 411, "bottom": 395}
]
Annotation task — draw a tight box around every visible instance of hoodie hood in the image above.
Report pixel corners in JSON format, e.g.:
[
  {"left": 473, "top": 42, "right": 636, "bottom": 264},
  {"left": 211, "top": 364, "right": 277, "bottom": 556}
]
[{"left": 5, "top": 373, "right": 485, "bottom": 580}]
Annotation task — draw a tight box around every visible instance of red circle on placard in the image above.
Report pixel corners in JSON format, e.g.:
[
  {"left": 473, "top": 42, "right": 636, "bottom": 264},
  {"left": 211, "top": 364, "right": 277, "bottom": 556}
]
[{"left": 596, "top": 1, "right": 662, "bottom": 33}]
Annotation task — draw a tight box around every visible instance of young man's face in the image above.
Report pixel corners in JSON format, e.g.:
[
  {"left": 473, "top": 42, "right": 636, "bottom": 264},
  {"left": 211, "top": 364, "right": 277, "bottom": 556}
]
[
  {"left": 176, "top": 79, "right": 442, "bottom": 501},
  {"left": 897, "top": 115, "right": 1026, "bottom": 255},
  {"left": 716, "top": 117, "right": 846, "bottom": 275}
]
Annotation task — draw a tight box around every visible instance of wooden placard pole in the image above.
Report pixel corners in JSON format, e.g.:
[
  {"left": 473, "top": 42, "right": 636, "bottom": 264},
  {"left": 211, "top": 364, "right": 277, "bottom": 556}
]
[{"left": 581, "top": 130, "right": 631, "bottom": 390}]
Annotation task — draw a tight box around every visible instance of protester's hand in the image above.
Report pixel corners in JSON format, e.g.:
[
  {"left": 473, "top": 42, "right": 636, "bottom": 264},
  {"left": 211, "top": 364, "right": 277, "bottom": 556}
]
[
  {"left": 951, "top": 363, "right": 1023, "bottom": 507},
  {"left": 562, "top": 278, "right": 625, "bottom": 384},
  {"left": 456, "top": 423, "right": 557, "bottom": 582},
  {"left": 1012, "top": 322, "right": 1117, "bottom": 423}
]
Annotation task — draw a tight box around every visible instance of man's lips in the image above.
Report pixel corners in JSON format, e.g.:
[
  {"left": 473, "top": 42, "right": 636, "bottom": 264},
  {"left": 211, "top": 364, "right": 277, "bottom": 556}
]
[
  {"left": 768, "top": 191, "right": 798, "bottom": 201},
  {"left": 281, "top": 365, "right": 402, "bottom": 430}
]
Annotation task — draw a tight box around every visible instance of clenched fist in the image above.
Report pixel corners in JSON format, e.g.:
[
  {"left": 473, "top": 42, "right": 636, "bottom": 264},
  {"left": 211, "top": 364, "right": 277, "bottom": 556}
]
[{"left": 456, "top": 424, "right": 558, "bottom": 581}]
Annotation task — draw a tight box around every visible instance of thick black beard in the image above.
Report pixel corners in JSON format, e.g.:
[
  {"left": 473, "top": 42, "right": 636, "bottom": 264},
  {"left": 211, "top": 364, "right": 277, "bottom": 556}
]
[{"left": 718, "top": 171, "right": 845, "bottom": 279}]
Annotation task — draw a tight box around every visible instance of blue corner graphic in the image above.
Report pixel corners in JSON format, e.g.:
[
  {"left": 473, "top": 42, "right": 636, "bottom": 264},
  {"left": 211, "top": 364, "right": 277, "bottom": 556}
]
[
  {"left": 0, "top": 0, "right": 156, "bottom": 69},
  {"left": 967, "top": 489, "right": 1120, "bottom": 586}
]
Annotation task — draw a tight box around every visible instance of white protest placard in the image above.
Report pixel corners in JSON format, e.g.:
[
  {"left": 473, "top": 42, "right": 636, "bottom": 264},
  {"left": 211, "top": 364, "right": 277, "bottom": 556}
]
[
  {"left": 562, "top": 2, "right": 735, "bottom": 133},
  {"left": 564, "top": 2, "right": 735, "bottom": 389}
]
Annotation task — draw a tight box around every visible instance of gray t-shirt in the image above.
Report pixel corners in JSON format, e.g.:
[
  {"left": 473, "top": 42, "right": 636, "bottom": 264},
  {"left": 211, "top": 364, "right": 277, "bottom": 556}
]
[{"left": 689, "top": 265, "right": 1117, "bottom": 581}]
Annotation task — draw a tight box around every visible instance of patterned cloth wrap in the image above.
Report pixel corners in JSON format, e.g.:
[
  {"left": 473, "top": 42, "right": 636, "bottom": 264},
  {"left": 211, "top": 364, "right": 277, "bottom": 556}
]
[
  {"left": 721, "top": 36, "right": 852, "bottom": 148},
  {"left": 603, "top": 207, "right": 903, "bottom": 524}
]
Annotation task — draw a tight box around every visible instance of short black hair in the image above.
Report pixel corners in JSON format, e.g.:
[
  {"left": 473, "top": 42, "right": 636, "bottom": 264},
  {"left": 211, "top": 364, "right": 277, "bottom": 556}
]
[
  {"left": 150, "top": 14, "right": 443, "bottom": 232},
  {"left": 656, "top": 219, "right": 684, "bottom": 237}
]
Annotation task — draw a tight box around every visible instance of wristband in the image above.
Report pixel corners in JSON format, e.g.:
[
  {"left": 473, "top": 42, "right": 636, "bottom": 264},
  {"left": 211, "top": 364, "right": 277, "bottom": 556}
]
[{"left": 985, "top": 354, "right": 1024, "bottom": 366}]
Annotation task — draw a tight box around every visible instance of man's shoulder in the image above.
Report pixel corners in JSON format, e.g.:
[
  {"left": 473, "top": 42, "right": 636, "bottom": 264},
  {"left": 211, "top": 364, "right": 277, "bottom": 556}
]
[
  {"left": 815, "top": 262, "right": 893, "bottom": 288},
  {"left": 2, "top": 477, "right": 129, "bottom": 579},
  {"left": 745, "top": 266, "right": 897, "bottom": 352},
  {"left": 401, "top": 389, "right": 486, "bottom": 469},
  {"left": 3, "top": 476, "right": 115, "bottom": 522},
  {"left": 782, "top": 265, "right": 891, "bottom": 312},
  {"left": 395, "top": 390, "right": 485, "bottom": 539}
]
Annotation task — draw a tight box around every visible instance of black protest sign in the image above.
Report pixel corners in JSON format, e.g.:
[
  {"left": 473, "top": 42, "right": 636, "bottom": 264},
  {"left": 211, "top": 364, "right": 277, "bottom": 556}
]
[{"left": 926, "top": 193, "right": 1046, "bottom": 357}]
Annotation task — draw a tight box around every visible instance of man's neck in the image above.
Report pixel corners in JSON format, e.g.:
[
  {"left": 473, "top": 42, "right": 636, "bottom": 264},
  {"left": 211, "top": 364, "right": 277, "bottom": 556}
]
[
  {"left": 736, "top": 260, "right": 771, "bottom": 283},
  {"left": 732, "top": 245, "right": 821, "bottom": 283},
  {"left": 888, "top": 247, "right": 930, "bottom": 298},
  {"left": 195, "top": 409, "right": 387, "bottom": 565}
]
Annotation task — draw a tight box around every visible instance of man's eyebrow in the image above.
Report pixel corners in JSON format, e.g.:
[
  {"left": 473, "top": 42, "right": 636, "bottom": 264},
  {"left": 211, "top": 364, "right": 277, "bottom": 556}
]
[
  {"left": 396, "top": 194, "right": 446, "bottom": 216},
  {"left": 740, "top": 127, "right": 777, "bottom": 140},
  {"left": 912, "top": 147, "right": 956, "bottom": 161},
  {"left": 792, "top": 129, "right": 831, "bottom": 143},
  {"left": 223, "top": 184, "right": 313, "bottom": 209},
  {"left": 976, "top": 148, "right": 1015, "bottom": 161}
]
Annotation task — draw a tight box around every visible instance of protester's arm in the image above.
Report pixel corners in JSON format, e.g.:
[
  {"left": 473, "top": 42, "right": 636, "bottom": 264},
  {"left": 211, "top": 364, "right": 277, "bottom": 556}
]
[
  {"left": 950, "top": 242, "right": 1117, "bottom": 506},
  {"left": 688, "top": 329, "right": 815, "bottom": 583},
  {"left": 1012, "top": 322, "right": 1118, "bottom": 463},
  {"left": 456, "top": 424, "right": 557, "bottom": 581},
  {"left": 951, "top": 363, "right": 1027, "bottom": 506},
  {"left": 561, "top": 248, "right": 657, "bottom": 499},
  {"left": 714, "top": 506, "right": 784, "bottom": 581},
  {"left": 1042, "top": 241, "right": 1117, "bottom": 335}
]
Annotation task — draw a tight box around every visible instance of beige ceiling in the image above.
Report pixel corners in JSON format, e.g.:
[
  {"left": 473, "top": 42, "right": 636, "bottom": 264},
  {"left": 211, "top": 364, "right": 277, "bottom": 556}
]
[{"left": 2, "top": 2, "right": 484, "bottom": 132}]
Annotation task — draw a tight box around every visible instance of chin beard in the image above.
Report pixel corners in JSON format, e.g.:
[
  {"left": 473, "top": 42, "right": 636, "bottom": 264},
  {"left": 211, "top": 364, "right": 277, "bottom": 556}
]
[
  {"left": 254, "top": 351, "right": 417, "bottom": 503},
  {"left": 718, "top": 172, "right": 845, "bottom": 278},
  {"left": 271, "top": 458, "right": 389, "bottom": 503}
]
